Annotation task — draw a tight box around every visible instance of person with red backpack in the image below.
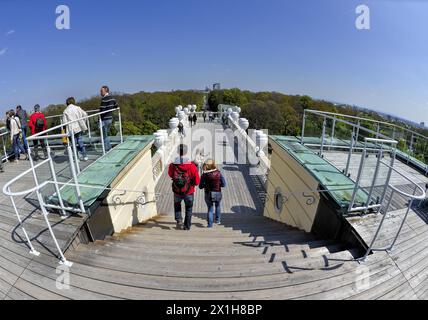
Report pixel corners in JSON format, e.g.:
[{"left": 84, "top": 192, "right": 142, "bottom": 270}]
[
  {"left": 28, "top": 104, "right": 48, "bottom": 160},
  {"left": 168, "top": 144, "right": 200, "bottom": 230}
]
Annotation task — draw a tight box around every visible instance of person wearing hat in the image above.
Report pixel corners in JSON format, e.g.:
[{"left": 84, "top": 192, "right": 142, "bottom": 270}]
[{"left": 29, "top": 104, "right": 48, "bottom": 160}]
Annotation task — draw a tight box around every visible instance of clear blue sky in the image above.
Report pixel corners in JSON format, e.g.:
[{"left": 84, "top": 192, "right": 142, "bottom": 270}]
[{"left": 1, "top": 0, "right": 428, "bottom": 124}]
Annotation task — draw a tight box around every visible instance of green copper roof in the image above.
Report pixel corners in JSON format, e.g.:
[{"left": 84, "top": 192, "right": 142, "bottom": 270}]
[
  {"left": 271, "top": 136, "right": 369, "bottom": 210},
  {"left": 53, "top": 135, "right": 154, "bottom": 209}
]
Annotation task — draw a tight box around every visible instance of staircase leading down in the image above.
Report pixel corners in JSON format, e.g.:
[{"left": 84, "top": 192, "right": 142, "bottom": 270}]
[{"left": 64, "top": 211, "right": 365, "bottom": 299}]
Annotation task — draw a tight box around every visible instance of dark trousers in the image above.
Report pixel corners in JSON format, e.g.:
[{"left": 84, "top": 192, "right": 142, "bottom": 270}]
[
  {"left": 33, "top": 139, "right": 47, "bottom": 157},
  {"left": 174, "top": 194, "right": 194, "bottom": 229}
]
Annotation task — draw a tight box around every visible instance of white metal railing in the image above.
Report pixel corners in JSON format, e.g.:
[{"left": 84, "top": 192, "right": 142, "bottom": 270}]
[
  {"left": 340, "top": 137, "right": 427, "bottom": 261},
  {"left": 2, "top": 107, "right": 124, "bottom": 266},
  {"left": 348, "top": 138, "right": 398, "bottom": 213},
  {"left": 302, "top": 109, "right": 428, "bottom": 176},
  {"left": 2, "top": 154, "right": 162, "bottom": 267},
  {"left": 1, "top": 127, "right": 11, "bottom": 163},
  {"left": 358, "top": 161, "right": 426, "bottom": 262},
  {"left": 304, "top": 109, "right": 428, "bottom": 143}
]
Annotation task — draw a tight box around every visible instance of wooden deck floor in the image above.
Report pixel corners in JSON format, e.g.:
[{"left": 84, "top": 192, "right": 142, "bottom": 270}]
[{"left": 1, "top": 126, "right": 428, "bottom": 299}]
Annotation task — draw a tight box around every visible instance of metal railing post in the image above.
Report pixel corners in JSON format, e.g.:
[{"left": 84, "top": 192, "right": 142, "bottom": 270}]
[
  {"left": 345, "top": 127, "right": 355, "bottom": 176},
  {"left": 67, "top": 145, "right": 86, "bottom": 214},
  {"left": 366, "top": 147, "right": 383, "bottom": 207},
  {"left": 2, "top": 134, "right": 8, "bottom": 162},
  {"left": 355, "top": 121, "right": 361, "bottom": 143},
  {"left": 320, "top": 117, "right": 326, "bottom": 157},
  {"left": 37, "top": 194, "right": 73, "bottom": 267},
  {"left": 28, "top": 145, "right": 40, "bottom": 192},
  {"left": 359, "top": 191, "right": 394, "bottom": 262},
  {"left": 118, "top": 109, "right": 123, "bottom": 144},
  {"left": 379, "top": 148, "right": 396, "bottom": 206},
  {"left": 301, "top": 111, "right": 306, "bottom": 144},
  {"left": 8, "top": 192, "right": 40, "bottom": 257},
  {"left": 69, "top": 126, "right": 81, "bottom": 174},
  {"left": 348, "top": 145, "right": 367, "bottom": 212},
  {"left": 99, "top": 116, "right": 106, "bottom": 155},
  {"left": 87, "top": 117, "right": 92, "bottom": 145},
  {"left": 47, "top": 146, "right": 67, "bottom": 218},
  {"left": 389, "top": 198, "right": 414, "bottom": 252},
  {"left": 329, "top": 116, "right": 336, "bottom": 151}
]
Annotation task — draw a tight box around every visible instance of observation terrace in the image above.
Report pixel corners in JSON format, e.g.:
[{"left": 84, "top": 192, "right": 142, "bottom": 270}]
[{"left": 0, "top": 106, "right": 427, "bottom": 300}]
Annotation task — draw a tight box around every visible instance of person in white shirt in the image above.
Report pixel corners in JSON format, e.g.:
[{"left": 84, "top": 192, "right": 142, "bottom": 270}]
[
  {"left": 8, "top": 110, "right": 28, "bottom": 162},
  {"left": 62, "top": 97, "right": 89, "bottom": 161}
]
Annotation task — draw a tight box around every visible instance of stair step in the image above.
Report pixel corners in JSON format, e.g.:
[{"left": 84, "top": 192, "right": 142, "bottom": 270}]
[
  {"left": 78, "top": 241, "right": 346, "bottom": 264},
  {"left": 67, "top": 247, "right": 359, "bottom": 278},
  {"left": 107, "top": 230, "right": 318, "bottom": 245}
]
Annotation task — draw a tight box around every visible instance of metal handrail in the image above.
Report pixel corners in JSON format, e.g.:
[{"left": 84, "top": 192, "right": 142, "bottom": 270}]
[
  {"left": 3, "top": 167, "right": 163, "bottom": 267},
  {"left": 303, "top": 109, "right": 397, "bottom": 145},
  {"left": 45, "top": 108, "right": 100, "bottom": 120},
  {"left": 379, "top": 160, "right": 426, "bottom": 200},
  {"left": 305, "top": 109, "right": 428, "bottom": 141},
  {"left": 357, "top": 142, "right": 426, "bottom": 262},
  {"left": 30, "top": 107, "right": 120, "bottom": 139},
  {"left": 2, "top": 107, "right": 125, "bottom": 267}
]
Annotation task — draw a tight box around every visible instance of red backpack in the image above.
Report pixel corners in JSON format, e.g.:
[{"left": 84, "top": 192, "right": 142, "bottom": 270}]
[{"left": 172, "top": 165, "right": 192, "bottom": 195}]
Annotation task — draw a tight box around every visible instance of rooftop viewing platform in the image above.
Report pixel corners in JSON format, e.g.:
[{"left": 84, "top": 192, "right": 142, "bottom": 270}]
[{"left": 0, "top": 101, "right": 427, "bottom": 300}]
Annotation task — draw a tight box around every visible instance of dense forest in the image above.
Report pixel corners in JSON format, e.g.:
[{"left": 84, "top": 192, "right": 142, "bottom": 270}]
[
  {"left": 42, "top": 90, "right": 205, "bottom": 135},
  {"left": 1, "top": 88, "right": 427, "bottom": 163}
]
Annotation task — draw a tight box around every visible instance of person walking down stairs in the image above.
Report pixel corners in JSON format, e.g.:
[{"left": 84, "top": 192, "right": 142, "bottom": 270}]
[
  {"left": 168, "top": 144, "right": 200, "bottom": 231},
  {"left": 199, "top": 159, "right": 226, "bottom": 228}
]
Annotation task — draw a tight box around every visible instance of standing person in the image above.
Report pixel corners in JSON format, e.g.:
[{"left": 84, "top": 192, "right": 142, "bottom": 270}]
[
  {"left": 15, "top": 105, "right": 28, "bottom": 151},
  {"left": 199, "top": 159, "right": 226, "bottom": 228},
  {"left": 192, "top": 114, "right": 197, "bottom": 126},
  {"left": 177, "top": 121, "right": 186, "bottom": 138},
  {"left": 5, "top": 111, "right": 11, "bottom": 132},
  {"left": 203, "top": 111, "right": 207, "bottom": 123},
  {"left": 28, "top": 104, "right": 48, "bottom": 160},
  {"left": 63, "top": 97, "right": 89, "bottom": 161},
  {"left": 0, "top": 113, "right": 7, "bottom": 171},
  {"left": 168, "top": 144, "right": 200, "bottom": 230},
  {"left": 99, "top": 86, "right": 118, "bottom": 152},
  {"left": 188, "top": 114, "right": 193, "bottom": 127},
  {"left": 8, "top": 110, "right": 28, "bottom": 162}
]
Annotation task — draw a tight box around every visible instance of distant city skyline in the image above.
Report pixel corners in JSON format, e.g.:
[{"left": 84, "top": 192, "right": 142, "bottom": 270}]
[{"left": 1, "top": 0, "right": 428, "bottom": 125}]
